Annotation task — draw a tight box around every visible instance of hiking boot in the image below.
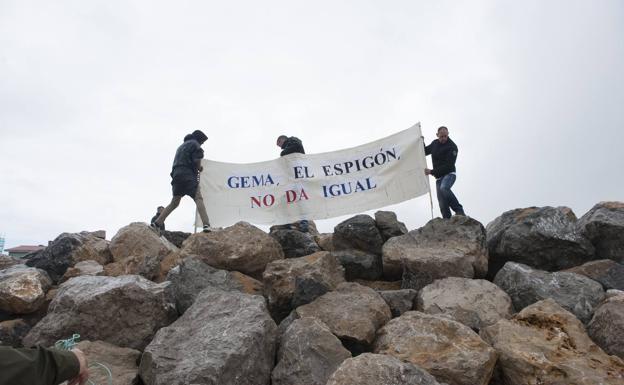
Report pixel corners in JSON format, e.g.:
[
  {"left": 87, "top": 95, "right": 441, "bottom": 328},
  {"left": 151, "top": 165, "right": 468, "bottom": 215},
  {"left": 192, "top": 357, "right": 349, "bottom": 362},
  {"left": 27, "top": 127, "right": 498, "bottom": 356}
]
[{"left": 203, "top": 225, "right": 212, "bottom": 233}]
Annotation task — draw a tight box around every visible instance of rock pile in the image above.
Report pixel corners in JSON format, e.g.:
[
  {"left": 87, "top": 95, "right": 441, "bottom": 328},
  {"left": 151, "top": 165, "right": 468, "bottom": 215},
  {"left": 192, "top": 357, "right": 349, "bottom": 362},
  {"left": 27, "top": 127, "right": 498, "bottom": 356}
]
[{"left": 1, "top": 202, "right": 622, "bottom": 384}]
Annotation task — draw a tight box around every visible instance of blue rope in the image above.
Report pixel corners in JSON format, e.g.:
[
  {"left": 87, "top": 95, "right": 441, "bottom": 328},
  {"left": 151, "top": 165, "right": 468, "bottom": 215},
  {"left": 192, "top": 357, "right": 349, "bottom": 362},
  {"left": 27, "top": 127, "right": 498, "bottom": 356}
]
[{"left": 54, "top": 334, "right": 113, "bottom": 385}]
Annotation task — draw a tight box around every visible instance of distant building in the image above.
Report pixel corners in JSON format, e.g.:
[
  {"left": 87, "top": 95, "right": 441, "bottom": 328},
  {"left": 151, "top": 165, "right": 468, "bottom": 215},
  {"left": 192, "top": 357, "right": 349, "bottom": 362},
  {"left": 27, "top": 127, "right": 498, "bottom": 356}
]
[
  {"left": 5, "top": 245, "right": 45, "bottom": 259},
  {"left": 0, "top": 236, "right": 4, "bottom": 254}
]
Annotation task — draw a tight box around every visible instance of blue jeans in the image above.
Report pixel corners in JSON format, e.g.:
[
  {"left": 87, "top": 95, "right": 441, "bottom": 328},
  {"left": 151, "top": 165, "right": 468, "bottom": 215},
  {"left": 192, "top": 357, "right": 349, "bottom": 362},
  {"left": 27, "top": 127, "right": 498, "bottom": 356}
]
[{"left": 436, "top": 173, "right": 465, "bottom": 219}]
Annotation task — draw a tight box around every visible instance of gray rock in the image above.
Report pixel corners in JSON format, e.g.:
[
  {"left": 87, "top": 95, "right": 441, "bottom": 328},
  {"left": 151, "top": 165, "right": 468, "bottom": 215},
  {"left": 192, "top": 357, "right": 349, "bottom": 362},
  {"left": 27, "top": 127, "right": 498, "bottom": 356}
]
[
  {"left": 383, "top": 216, "right": 488, "bottom": 287},
  {"left": 494, "top": 262, "right": 605, "bottom": 323},
  {"left": 331, "top": 249, "right": 382, "bottom": 280},
  {"left": 0, "top": 265, "right": 52, "bottom": 314},
  {"left": 480, "top": 299, "right": 624, "bottom": 385},
  {"left": 167, "top": 256, "right": 263, "bottom": 314},
  {"left": 333, "top": 215, "right": 384, "bottom": 255},
  {"left": 139, "top": 288, "right": 277, "bottom": 385},
  {"left": 374, "top": 211, "right": 408, "bottom": 241},
  {"left": 417, "top": 277, "right": 513, "bottom": 330},
  {"left": 0, "top": 255, "right": 19, "bottom": 271},
  {"left": 23, "top": 275, "right": 177, "bottom": 350},
  {"left": 75, "top": 340, "right": 141, "bottom": 385},
  {"left": 295, "top": 282, "right": 391, "bottom": 354},
  {"left": 588, "top": 295, "right": 624, "bottom": 358},
  {"left": 263, "top": 252, "right": 345, "bottom": 321},
  {"left": 0, "top": 319, "right": 31, "bottom": 347},
  {"left": 577, "top": 201, "right": 624, "bottom": 263},
  {"left": 270, "top": 229, "right": 321, "bottom": 258},
  {"left": 272, "top": 317, "right": 351, "bottom": 385},
  {"left": 61, "top": 260, "right": 104, "bottom": 282},
  {"left": 564, "top": 259, "right": 624, "bottom": 291},
  {"left": 606, "top": 289, "right": 624, "bottom": 298},
  {"left": 326, "top": 353, "right": 444, "bottom": 385},
  {"left": 486, "top": 206, "right": 595, "bottom": 277},
  {"left": 25, "top": 232, "right": 113, "bottom": 283},
  {"left": 378, "top": 289, "right": 417, "bottom": 317},
  {"left": 373, "top": 311, "right": 497, "bottom": 385}
]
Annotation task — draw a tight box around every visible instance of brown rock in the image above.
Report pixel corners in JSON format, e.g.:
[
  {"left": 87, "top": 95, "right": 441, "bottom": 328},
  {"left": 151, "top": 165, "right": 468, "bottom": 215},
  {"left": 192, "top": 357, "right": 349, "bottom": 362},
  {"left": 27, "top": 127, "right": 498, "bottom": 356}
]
[
  {"left": 480, "top": 298, "right": 624, "bottom": 385},
  {"left": 263, "top": 251, "right": 345, "bottom": 321},
  {"left": 374, "top": 311, "right": 497, "bottom": 385},
  {"left": 61, "top": 260, "right": 104, "bottom": 282},
  {"left": 353, "top": 279, "right": 402, "bottom": 291},
  {"left": 109, "top": 222, "right": 178, "bottom": 263},
  {"left": 0, "top": 265, "right": 52, "bottom": 314},
  {"left": 180, "top": 221, "right": 284, "bottom": 279},
  {"left": 76, "top": 340, "right": 141, "bottom": 385},
  {"left": 564, "top": 259, "right": 624, "bottom": 291},
  {"left": 294, "top": 282, "right": 391, "bottom": 353},
  {"left": 314, "top": 233, "right": 334, "bottom": 251}
]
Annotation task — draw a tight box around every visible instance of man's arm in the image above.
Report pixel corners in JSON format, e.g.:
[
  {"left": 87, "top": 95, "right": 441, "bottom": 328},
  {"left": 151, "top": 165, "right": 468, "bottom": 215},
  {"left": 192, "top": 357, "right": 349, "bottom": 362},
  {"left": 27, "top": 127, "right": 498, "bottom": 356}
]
[{"left": 0, "top": 346, "right": 86, "bottom": 385}]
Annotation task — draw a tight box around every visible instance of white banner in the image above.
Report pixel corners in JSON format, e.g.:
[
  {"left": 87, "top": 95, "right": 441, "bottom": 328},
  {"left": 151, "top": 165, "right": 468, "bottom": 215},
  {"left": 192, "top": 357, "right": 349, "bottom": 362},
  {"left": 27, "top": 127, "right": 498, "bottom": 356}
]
[{"left": 196, "top": 123, "right": 429, "bottom": 227}]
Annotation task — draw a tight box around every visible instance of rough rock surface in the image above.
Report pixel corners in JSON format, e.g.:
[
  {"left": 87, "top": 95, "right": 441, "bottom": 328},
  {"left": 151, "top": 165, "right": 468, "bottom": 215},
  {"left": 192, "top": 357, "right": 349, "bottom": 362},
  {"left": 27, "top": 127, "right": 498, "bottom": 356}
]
[
  {"left": 104, "top": 254, "right": 165, "bottom": 280},
  {"left": 564, "top": 259, "right": 624, "bottom": 290},
  {"left": 139, "top": 288, "right": 277, "bottom": 385},
  {"left": 373, "top": 311, "right": 497, "bottom": 385},
  {"left": 263, "top": 252, "right": 345, "bottom": 321},
  {"left": 0, "top": 265, "right": 52, "bottom": 314},
  {"left": 270, "top": 229, "right": 321, "bottom": 258},
  {"left": 167, "top": 256, "right": 263, "bottom": 314},
  {"left": 109, "top": 222, "right": 178, "bottom": 263},
  {"left": 494, "top": 262, "right": 605, "bottom": 323},
  {"left": 161, "top": 230, "right": 191, "bottom": 249},
  {"left": 480, "top": 299, "right": 624, "bottom": 385},
  {"left": 374, "top": 210, "right": 408, "bottom": 241},
  {"left": 588, "top": 295, "right": 624, "bottom": 358},
  {"left": 314, "top": 233, "right": 334, "bottom": 251},
  {"left": 326, "top": 353, "right": 444, "bottom": 385},
  {"left": 180, "top": 221, "right": 284, "bottom": 278},
  {"left": 333, "top": 215, "right": 385, "bottom": 255},
  {"left": 25, "top": 232, "right": 113, "bottom": 283},
  {"left": 0, "top": 255, "right": 19, "bottom": 270},
  {"left": 23, "top": 275, "right": 177, "bottom": 350},
  {"left": 331, "top": 249, "right": 382, "bottom": 280},
  {"left": 76, "top": 340, "right": 141, "bottom": 385},
  {"left": 379, "top": 289, "right": 417, "bottom": 317},
  {"left": 353, "top": 279, "right": 402, "bottom": 291},
  {"left": 486, "top": 206, "right": 595, "bottom": 277},
  {"left": 294, "top": 282, "right": 391, "bottom": 353},
  {"left": 417, "top": 277, "right": 513, "bottom": 330},
  {"left": 577, "top": 201, "right": 624, "bottom": 263},
  {"left": 61, "top": 260, "right": 104, "bottom": 282},
  {"left": 272, "top": 317, "right": 351, "bottom": 385},
  {"left": 0, "top": 319, "right": 31, "bottom": 347},
  {"left": 383, "top": 216, "right": 488, "bottom": 286}
]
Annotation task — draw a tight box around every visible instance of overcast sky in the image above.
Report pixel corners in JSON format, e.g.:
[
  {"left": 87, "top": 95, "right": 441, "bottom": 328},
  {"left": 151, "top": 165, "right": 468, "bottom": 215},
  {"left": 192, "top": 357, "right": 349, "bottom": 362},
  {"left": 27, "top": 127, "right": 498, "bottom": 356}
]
[{"left": 1, "top": 0, "right": 623, "bottom": 249}]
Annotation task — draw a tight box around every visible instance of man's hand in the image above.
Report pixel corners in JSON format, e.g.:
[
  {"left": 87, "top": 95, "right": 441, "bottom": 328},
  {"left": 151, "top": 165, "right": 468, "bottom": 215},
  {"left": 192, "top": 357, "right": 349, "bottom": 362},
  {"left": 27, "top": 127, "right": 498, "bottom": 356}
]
[
  {"left": 424, "top": 168, "right": 432, "bottom": 176},
  {"left": 68, "top": 349, "right": 89, "bottom": 385}
]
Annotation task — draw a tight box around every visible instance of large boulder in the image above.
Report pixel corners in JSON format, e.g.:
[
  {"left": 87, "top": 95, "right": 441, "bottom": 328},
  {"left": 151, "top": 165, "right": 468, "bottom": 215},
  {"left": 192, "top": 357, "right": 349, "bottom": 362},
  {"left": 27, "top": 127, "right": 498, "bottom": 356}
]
[
  {"left": 331, "top": 249, "right": 382, "bottom": 281},
  {"left": 333, "top": 215, "right": 384, "bottom": 255},
  {"left": 564, "top": 259, "right": 624, "bottom": 291},
  {"left": 272, "top": 317, "right": 351, "bottom": 385},
  {"left": 378, "top": 289, "right": 417, "bottom": 317},
  {"left": 417, "top": 277, "right": 513, "bottom": 331},
  {"left": 326, "top": 353, "right": 444, "bottom": 385},
  {"left": 374, "top": 211, "right": 408, "bottom": 241},
  {"left": 294, "top": 282, "right": 391, "bottom": 353},
  {"left": 270, "top": 229, "right": 321, "bottom": 258},
  {"left": 263, "top": 252, "right": 345, "bottom": 321},
  {"left": 588, "top": 294, "right": 624, "bottom": 358},
  {"left": 486, "top": 206, "right": 595, "bottom": 277},
  {"left": 109, "top": 223, "right": 178, "bottom": 272},
  {"left": 139, "top": 288, "right": 277, "bottom": 385},
  {"left": 60, "top": 260, "right": 104, "bottom": 282},
  {"left": 167, "top": 256, "right": 263, "bottom": 314},
  {"left": 75, "top": 340, "right": 141, "bottom": 385},
  {"left": 180, "top": 221, "right": 283, "bottom": 279},
  {"left": 373, "top": 311, "right": 497, "bottom": 385},
  {"left": 480, "top": 299, "right": 624, "bottom": 385},
  {"left": 23, "top": 275, "right": 177, "bottom": 350},
  {"left": 577, "top": 201, "right": 624, "bottom": 263},
  {"left": 494, "top": 262, "right": 605, "bottom": 323},
  {"left": 25, "top": 231, "right": 113, "bottom": 283},
  {"left": 383, "top": 216, "right": 488, "bottom": 287},
  {"left": 0, "top": 319, "right": 31, "bottom": 347},
  {"left": 0, "top": 265, "right": 52, "bottom": 314}
]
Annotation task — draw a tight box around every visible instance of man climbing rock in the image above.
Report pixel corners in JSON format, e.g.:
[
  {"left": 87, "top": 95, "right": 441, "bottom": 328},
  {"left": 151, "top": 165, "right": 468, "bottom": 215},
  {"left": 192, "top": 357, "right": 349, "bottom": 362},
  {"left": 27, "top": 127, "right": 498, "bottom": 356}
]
[
  {"left": 276, "top": 134, "right": 309, "bottom": 232},
  {"left": 424, "top": 126, "right": 466, "bottom": 219},
  {"left": 152, "top": 130, "right": 212, "bottom": 232}
]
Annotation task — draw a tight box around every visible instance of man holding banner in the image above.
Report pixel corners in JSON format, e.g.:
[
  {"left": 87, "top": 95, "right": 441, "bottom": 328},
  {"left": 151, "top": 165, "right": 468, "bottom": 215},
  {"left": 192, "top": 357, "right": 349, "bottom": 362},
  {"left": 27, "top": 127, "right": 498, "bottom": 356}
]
[
  {"left": 276, "top": 134, "right": 309, "bottom": 232},
  {"left": 424, "top": 126, "right": 465, "bottom": 219}
]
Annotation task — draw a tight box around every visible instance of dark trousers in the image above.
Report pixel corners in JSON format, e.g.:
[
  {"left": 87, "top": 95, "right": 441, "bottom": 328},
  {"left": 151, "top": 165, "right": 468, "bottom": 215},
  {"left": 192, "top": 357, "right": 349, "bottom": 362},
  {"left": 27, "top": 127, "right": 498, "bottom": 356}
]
[{"left": 436, "top": 173, "right": 464, "bottom": 219}]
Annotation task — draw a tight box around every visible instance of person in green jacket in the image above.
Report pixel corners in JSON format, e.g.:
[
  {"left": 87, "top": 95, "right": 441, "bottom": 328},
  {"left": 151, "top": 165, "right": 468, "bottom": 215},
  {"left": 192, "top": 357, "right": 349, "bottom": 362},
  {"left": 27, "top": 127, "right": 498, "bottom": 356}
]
[{"left": 0, "top": 345, "right": 89, "bottom": 385}]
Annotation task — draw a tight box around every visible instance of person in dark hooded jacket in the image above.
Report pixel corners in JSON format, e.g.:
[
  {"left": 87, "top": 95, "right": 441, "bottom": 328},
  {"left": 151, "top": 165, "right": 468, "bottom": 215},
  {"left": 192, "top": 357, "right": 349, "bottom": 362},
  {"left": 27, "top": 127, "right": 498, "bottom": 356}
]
[
  {"left": 152, "top": 130, "right": 211, "bottom": 232},
  {"left": 276, "top": 135, "right": 309, "bottom": 232}
]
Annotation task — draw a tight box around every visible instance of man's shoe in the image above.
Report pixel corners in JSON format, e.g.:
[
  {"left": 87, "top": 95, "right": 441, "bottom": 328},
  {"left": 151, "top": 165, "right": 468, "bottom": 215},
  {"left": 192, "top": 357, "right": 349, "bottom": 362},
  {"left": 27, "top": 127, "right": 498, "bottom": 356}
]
[{"left": 203, "top": 225, "right": 212, "bottom": 233}]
